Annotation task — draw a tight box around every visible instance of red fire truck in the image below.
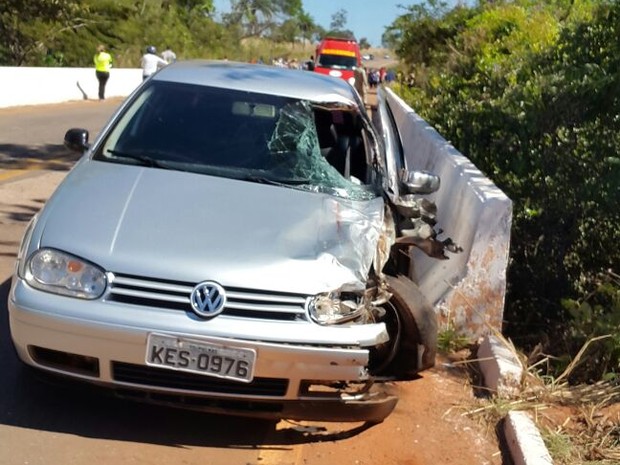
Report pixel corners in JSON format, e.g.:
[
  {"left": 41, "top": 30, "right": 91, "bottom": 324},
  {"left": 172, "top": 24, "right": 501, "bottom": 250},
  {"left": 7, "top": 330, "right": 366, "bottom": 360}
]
[{"left": 313, "top": 37, "right": 362, "bottom": 85}]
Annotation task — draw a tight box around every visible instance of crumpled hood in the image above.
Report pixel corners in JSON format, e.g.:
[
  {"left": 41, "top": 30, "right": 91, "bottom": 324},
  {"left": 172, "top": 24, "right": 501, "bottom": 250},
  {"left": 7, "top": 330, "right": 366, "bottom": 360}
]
[{"left": 37, "top": 161, "right": 384, "bottom": 295}]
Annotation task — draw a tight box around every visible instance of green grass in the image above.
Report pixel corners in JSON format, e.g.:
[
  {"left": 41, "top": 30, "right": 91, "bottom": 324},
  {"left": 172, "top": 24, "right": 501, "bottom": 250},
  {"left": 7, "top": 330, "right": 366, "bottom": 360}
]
[{"left": 437, "top": 325, "right": 472, "bottom": 353}]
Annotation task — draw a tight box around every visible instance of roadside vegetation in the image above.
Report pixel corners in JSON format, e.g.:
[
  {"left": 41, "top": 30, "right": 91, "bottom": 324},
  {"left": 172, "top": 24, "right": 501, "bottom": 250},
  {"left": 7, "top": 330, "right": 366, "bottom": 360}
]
[
  {"left": 0, "top": 0, "right": 368, "bottom": 67},
  {"left": 386, "top": 0, "right": 619, "bottom": 382},
  {"left": 397, "top": 1, "right": 619, "bottom": 461}
]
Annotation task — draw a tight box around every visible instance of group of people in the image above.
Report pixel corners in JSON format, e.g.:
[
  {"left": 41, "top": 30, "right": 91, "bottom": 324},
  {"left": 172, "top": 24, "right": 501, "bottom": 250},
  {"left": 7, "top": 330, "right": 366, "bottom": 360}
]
[
  {"left": 253, "top": 55, "right": 315, "bottom": 70},
  {"left": 94, "top": 45, "right": 395, "bottom": 109},
  {"left": 352, "top": 65, "right": 397, "bottom": 107},
  {"left": 93, "top": 44, "right": 177, "bottom": 100},
  {"left": 367, "top": 67, "right": 394, "bottom": 88}
]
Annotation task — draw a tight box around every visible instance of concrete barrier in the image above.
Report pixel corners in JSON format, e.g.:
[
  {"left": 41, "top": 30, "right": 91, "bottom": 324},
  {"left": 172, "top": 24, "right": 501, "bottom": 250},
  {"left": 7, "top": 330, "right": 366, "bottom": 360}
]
[
  {"left": 0, "top": 66, "right": 142, "bottom": 108},
  {"left": 385, "top": 88, "right": 512, "bottom": 337}
]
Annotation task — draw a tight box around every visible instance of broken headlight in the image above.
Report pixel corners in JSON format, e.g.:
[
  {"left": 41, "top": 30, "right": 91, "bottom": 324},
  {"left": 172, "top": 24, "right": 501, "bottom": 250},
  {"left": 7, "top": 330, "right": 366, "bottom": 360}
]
[
  {"left": 307, "top": 287, "right": 390, "bottom": 325},
  {"left": 308, "top": 292, "right": 366, "bottom": 325}
]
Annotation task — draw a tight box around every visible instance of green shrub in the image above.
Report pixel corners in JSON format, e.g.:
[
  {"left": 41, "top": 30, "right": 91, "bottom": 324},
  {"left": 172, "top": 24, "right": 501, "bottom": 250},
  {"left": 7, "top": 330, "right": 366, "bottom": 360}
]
[{"left": 392, "top": 0, "right": 620, "bottom": 381}]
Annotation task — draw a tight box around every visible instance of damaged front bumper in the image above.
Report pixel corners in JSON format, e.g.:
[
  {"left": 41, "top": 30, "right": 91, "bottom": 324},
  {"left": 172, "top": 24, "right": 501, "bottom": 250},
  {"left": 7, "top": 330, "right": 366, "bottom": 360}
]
[
  {"left": 114, "top": 379, "right": 399, "bottom": 423},
  {"left": 9, "top": 279, "right": 398, "bottom": 423}
]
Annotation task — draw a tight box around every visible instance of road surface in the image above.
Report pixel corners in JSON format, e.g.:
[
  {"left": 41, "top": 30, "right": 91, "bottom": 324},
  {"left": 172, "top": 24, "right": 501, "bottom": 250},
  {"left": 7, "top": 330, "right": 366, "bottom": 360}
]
[{"left": 0, "top": 97, "right": 504, "bottom": 465}]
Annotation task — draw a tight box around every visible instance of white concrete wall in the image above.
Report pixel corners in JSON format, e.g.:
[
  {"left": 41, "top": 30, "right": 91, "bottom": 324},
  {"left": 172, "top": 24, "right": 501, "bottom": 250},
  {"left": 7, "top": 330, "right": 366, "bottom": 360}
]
[
  {"left": 0, "top": 66, "right": 142, "bottom": 108},
  {"left": 385, "top": 89, "right": 512, "bottom": 337}
]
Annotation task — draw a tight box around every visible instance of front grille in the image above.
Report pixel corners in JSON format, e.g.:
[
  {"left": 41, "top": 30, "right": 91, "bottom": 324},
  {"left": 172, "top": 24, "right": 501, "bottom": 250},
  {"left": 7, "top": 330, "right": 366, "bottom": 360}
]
[
  {"left": 112, "top": 362, "right": 289, "bottom": 397},
  {"left": 106, "top": 273, "right": 309, "bottom": 321}
]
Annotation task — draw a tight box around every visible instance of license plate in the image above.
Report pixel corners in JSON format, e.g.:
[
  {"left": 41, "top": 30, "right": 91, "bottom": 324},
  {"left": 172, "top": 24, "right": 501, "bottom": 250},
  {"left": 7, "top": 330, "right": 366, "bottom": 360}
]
[{"left": 145, "top": 333, "right": 256, "bottom": 383}]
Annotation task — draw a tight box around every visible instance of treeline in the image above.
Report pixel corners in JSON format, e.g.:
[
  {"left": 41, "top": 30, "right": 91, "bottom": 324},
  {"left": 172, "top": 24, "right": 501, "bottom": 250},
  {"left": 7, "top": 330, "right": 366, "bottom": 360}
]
[
  {"left": 386, "top": 0, "right": 620, "bottom": 382},
  {"left": 0, "top": 0, "right": 361, "bottom": 67}
]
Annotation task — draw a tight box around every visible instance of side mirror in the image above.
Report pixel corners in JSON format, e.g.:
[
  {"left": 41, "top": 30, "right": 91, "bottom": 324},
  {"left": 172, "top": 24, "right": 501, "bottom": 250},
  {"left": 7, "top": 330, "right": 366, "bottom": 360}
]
[
  {"left": 400, "top": 169, "right": 440, "bottom": 195},
  {"left": 64, "top": 128, "right": 90, "bottom": 153}
]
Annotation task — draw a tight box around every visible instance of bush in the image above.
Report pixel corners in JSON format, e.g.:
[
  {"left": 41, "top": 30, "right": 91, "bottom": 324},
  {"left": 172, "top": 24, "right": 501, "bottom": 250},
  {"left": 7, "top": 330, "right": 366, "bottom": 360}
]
[{"left": 393, "top": 0, "right": 620, "bottom": 381}]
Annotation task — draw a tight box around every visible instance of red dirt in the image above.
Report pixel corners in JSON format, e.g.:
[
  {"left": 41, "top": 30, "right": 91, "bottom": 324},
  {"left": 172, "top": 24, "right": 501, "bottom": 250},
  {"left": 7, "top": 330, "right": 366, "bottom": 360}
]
[{"left": 261, "top": 355, "right": 504, "bottom": 465}]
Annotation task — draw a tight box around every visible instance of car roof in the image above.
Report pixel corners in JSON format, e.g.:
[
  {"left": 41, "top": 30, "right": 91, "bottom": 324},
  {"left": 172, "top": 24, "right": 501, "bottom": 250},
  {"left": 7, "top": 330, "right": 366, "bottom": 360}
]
[{"left": 152, "top": 60, "right": 358, "bottom": 105}]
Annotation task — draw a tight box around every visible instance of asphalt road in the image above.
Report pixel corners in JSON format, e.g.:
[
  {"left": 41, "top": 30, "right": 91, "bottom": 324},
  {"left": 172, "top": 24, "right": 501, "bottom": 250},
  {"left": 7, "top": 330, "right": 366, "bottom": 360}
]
[{"left": 0, "top": 97, "right": 503, "bottom": 465}]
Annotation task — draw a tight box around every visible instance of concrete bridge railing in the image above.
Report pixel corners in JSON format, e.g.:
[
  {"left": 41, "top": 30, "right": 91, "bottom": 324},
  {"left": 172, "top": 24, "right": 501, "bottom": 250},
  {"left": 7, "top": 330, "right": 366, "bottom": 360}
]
[
  {"left": 0, "top": 66, "right": 142, "bottom": 108},
  {"left": 384, "top": 89, "right": 512, "bottom": 338}
]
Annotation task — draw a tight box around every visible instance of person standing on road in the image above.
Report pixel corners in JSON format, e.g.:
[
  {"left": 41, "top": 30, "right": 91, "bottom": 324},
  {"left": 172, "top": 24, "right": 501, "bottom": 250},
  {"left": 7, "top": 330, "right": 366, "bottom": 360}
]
[
  {"left": 141, "top": 45, "right": 168, "bottom": 80},
  {"left": 354, "top": 65, "right": 369, "bottom": 107},
  {"left": 161, "top": 45, "right": 177, "bottom": 64},
  {"left": 93, "top": 45, "right": 112, "bottom": 100}
]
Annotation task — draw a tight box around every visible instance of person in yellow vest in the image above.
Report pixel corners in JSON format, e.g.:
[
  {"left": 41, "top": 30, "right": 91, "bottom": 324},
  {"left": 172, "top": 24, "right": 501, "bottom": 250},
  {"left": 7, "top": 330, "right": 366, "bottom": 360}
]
[{"left": 93, "top": 44, "right": 113, "bottom": 100}]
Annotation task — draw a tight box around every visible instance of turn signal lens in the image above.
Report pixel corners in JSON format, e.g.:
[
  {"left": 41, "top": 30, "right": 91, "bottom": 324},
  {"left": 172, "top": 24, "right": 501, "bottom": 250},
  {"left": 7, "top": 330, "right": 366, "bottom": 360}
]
[{"left": 67, "top": 260, "right": 83, "bottom": 273}]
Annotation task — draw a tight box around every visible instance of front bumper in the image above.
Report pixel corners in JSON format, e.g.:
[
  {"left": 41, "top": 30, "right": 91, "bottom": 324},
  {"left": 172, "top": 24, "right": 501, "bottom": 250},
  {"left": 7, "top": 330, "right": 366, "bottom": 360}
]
[{"left": 9, "top": 279, "right": 397, "bottom": 422}]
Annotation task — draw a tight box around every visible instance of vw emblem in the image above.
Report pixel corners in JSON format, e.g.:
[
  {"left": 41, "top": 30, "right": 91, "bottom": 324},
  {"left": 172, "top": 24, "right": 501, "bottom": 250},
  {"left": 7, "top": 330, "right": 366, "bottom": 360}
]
[{"left": 190, "top": 281, "right": 226, "bottom": 318}]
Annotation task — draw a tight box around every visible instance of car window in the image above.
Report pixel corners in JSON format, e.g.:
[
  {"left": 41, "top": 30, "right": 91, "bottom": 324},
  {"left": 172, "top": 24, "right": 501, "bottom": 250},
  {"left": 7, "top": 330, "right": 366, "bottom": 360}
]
[
  {"left": 94, "top": 81, "right": 378, "bottom": 200},
  {"left": 317, "top": 54, "right": 358, "bottom": 70}
]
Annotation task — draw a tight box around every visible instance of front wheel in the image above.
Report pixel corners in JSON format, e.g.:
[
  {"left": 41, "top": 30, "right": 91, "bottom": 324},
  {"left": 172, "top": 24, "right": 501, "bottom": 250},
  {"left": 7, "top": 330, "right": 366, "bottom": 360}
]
[{"left": 369, "top": 275, "right": 438, "bottom": 379}]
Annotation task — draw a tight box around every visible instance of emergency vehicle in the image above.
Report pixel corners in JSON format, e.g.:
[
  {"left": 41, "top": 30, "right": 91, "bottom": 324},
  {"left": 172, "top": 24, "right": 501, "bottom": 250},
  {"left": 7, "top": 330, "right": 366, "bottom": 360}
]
[{"left": 314, "top": 37, "right": 362, "bottom": 85}]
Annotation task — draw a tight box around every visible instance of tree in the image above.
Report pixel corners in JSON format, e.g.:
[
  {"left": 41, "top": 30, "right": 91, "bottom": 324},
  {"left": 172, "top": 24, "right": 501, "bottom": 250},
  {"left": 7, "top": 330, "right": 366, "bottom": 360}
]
[
  {"left": 224, "top": 0, "right": 302, "bottom": 38},
  {"left": 325, "top": 8, "right": 354, "bottom": 38},
  {"left": 329, "top": 8, "right": 347, "bottom": 31},
  {"left": 382, "top": 0, "right": 468, "bottom": 69},
  {"left": 359, "top": 37, "right": 371, "bottom": 49},
  {"left": 169, "top": 0, "right": 214, "bottom": 15},
  {"left": 297, "top": 11, "right": 316, "bottom": 46},
  {"left": 273, "top": 17, "right": 299, "bottom": 45},
  {"left": 0, "top": 0, "right": 91, "bottom": 65}
]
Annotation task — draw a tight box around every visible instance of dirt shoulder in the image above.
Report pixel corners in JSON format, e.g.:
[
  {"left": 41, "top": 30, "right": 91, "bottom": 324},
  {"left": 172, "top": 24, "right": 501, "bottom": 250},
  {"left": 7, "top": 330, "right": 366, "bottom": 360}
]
[{"left": 261, "top": 355, "right": 503, "bottom": 465}]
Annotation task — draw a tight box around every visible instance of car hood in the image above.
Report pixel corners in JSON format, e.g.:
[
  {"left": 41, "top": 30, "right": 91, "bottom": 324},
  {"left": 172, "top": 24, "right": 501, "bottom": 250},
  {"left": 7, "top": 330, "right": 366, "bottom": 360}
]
[{"left": 37, "top": 161, "right": 384, "bottom": 295}]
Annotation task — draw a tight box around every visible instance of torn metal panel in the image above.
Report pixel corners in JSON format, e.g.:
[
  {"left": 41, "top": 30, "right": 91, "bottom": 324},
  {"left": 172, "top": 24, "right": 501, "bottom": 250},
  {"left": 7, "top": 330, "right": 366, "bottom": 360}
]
[
  {"left": 264, "top": 98, "right": 392, "bottom": 290},
  {"left": 297, "top": 195, "right": 386, "bottom": 289}
]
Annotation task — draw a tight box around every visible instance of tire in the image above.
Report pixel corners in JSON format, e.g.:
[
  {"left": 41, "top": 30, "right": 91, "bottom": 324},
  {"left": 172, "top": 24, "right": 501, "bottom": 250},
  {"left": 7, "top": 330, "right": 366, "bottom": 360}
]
[{"left": 371, "top": 275, "right": 438, "bottom": 379}]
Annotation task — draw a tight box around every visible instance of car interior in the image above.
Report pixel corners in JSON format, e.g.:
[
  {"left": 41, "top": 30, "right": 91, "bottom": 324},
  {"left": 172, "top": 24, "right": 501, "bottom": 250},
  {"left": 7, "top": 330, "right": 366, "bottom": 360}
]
[{"left": 314, "top": 107, "right": 368, "bottom": 182}]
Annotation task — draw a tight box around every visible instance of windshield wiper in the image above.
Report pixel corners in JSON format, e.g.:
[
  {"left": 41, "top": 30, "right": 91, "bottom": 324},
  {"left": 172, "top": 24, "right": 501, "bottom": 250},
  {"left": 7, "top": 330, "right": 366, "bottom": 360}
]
[
  {"left": 243, "top": 175, "right": 310, "bottom": 187},
  {"left": 106, "top": 149, "right": 168, "bottom": 168}
]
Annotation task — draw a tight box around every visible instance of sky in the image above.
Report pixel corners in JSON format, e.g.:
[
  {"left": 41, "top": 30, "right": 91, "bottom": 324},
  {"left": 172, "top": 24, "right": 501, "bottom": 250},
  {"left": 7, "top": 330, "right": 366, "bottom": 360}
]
[
  {"left": 212, "top": 0, "right": 426, "bottom": 47},
  {"left": 299, "top": 0, "right": 416, "bottom": 47}
]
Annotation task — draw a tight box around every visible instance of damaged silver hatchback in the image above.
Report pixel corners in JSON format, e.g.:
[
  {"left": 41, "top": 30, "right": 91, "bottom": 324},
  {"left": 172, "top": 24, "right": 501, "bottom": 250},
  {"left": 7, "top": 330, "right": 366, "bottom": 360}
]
[{"left": 8, "top": 61, "right": 457, "bottom": 423}]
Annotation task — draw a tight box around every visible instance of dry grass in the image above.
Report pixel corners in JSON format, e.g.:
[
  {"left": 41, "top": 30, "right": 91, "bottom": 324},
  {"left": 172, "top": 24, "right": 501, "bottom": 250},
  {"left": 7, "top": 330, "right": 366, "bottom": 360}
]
[
  {"left": 447, "top": 336, "right": 620, "bottom": 464},
  {"left": 439, "top": 284, "right": 619, "bottom": 463}
]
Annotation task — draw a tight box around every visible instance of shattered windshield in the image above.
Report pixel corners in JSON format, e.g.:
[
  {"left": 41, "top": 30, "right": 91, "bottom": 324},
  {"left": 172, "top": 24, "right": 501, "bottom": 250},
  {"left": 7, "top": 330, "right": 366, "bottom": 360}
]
[
  {"left": 267, "top": 101, "right": 376, "bottom": 200},
  {"left": 95, "top": 81, "right": 377, "bottom": 201}
]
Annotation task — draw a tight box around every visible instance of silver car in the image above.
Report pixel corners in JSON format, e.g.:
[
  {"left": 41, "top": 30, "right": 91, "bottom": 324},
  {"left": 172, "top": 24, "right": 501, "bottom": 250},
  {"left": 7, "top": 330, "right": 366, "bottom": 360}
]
[{"left": 8, "top": 61, "right": 453, "bottom": 423}]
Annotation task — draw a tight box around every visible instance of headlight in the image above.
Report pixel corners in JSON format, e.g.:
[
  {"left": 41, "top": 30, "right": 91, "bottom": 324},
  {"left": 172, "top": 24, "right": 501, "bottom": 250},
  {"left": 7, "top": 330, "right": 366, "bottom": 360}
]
[
  {"left": 25, "top": 248, "right": 107, "bottom": 299},
  {"left": 308, "top": 292, "right": 366, "bottom": 325}
]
